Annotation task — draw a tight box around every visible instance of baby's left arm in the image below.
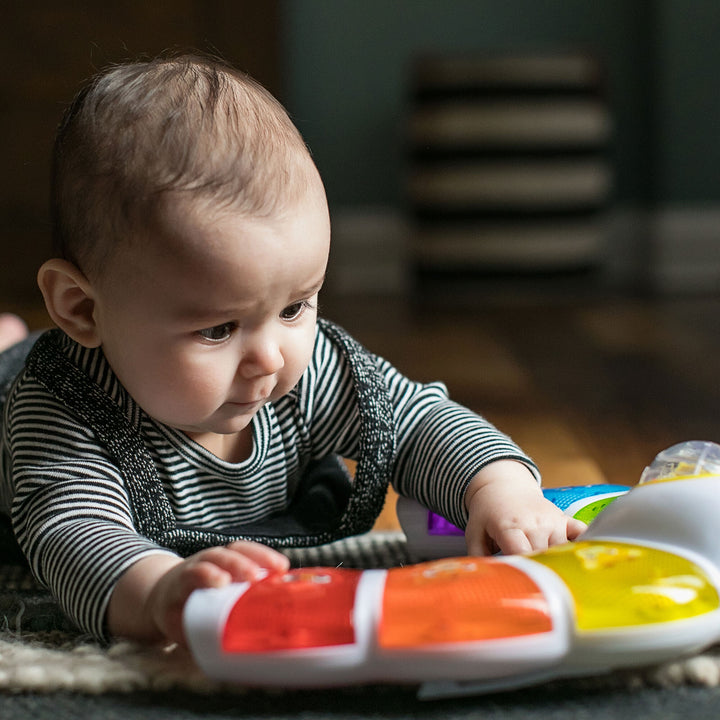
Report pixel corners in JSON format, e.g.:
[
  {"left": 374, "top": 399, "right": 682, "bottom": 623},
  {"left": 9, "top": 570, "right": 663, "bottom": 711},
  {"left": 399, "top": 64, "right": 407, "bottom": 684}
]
[{"left": 464, "top": 460, "right": 587, "bottom": 555}]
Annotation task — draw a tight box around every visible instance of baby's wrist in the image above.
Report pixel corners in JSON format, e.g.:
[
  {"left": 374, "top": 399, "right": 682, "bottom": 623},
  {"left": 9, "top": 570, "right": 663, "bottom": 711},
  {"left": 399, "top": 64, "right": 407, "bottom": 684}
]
[
  {"left": 108, "top": 553, "right": 182, "bottom": 641},
  {"left": 465, "top": 459, "right": 537, "bottom": 499}
]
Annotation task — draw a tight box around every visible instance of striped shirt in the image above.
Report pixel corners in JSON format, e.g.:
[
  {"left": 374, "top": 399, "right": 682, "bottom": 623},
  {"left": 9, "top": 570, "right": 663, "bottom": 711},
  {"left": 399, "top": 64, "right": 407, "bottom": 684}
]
[{"left": 0, "top": 323, "right": 536, "bottom": 639}]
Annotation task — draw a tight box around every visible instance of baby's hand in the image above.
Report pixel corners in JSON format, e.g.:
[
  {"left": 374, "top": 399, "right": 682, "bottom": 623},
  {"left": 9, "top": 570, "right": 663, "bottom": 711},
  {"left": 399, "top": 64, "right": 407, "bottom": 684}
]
[
  {"left": 149, "top": 541, "right": 291, "bottom": 644},
  {"left": 109, "top": 541, "right": 290, "bottom": 644},
  {"left": 464, "top": 460, "right": 586, "bottom": 556}
]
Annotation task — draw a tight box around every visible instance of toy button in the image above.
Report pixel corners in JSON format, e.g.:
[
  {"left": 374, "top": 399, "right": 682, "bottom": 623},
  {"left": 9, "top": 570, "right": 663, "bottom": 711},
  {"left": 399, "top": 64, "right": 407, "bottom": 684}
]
[
  {"left": 222, "top": 568, "right": 362, "bottom": 652},
  {"left": 572, "top": 496, "right": 622, "bottom": 523},
  {"left": 378, "top": 557, "right": 553, "bottom": 648},
  {"left": 530, "top": 540, "right": 719, "bottom": 632}
]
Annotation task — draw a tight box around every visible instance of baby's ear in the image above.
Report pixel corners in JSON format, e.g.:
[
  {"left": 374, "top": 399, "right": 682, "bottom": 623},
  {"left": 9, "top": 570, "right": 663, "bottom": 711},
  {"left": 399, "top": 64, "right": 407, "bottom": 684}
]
[{"left": 37, "top": 259, "right": 101, "bottom": 347}]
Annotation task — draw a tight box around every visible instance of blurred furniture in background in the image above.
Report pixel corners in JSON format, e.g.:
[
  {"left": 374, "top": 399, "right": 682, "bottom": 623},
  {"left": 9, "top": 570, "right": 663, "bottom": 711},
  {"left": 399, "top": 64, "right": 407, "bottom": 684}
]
[{"left": 407, "top": 53, "right": 612, "bottom": 287}]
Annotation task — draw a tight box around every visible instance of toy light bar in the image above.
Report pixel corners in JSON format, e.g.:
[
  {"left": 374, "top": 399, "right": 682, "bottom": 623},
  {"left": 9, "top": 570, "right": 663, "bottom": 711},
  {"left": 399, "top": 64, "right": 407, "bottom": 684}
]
[{"left": 184, "top": 441, "right": 720, "bottom": 693}]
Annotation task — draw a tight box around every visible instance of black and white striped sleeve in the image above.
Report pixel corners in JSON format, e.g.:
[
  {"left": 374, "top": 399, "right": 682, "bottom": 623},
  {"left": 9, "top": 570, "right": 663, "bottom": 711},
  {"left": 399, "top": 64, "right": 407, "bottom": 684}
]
[
  {"left": 379, "top": 356, "right": 539, "bottom": 529},
  {"left": 6, "top": 380, "right": 175, "bottom": 639},
  {"left": 304, "top": 329, "right": 539, "bottom": 530}
]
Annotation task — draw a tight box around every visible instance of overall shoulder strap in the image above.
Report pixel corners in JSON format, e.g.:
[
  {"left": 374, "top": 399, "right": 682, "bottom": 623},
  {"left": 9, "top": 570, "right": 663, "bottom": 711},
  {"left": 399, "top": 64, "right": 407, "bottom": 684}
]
[
  {"left": 25, "top": 330, "right": 180, "bottom": 543},
  {"left": 25, "top": 324, "right": 395, "bottom": 554},
  {"left": 314, "top": 319, "right": 396, "bottom": 538}
]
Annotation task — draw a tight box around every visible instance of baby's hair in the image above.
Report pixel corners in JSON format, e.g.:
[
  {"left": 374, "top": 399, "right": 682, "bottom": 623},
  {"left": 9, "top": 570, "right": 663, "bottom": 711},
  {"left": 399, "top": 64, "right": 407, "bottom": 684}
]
[{"left": 51, "top": 53, "right": 315, "bottom": 278}]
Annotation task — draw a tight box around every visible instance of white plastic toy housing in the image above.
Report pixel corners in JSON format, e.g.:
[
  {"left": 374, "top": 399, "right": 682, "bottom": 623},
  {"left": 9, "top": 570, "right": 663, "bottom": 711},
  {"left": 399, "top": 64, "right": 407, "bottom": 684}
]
[
  {"left": 183, "top": 441, "right": 720, "bottom": 693},
  {"left": 584, "top": 475, "right": 720, "bottom": 566},
  {"left": 184, "top": 559, "right": 572, "bottom": 687}
]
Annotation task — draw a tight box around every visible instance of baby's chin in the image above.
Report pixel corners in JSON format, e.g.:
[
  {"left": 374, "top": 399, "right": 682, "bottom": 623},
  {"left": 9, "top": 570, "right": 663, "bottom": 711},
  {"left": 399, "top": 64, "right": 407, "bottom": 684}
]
[{"left": 154, "top": 401, "right": 261, "bottom": 435}]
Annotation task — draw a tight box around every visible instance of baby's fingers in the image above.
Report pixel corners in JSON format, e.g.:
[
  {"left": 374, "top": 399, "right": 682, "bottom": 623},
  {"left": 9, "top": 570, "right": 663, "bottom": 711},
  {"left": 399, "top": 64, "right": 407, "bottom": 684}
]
[
  {"left": 566, "top": 517, "right": 588, "bottom": 541},
  {"left": 489, "top": 516, "right": 586, "bottom": 556},
  {"left": 225, "top": 540, "right": 290, "bottom": 574},
  {"left": 193, "top": 546, "right": 271, "bottom": 584},
  {"left": 496, "top": 528, "right": 534, "bottom": 555}
]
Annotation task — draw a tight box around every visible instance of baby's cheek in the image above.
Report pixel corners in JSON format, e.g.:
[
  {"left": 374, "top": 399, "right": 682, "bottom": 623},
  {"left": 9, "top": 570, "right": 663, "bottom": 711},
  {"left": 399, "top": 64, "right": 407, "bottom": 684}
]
[
  {"left": 283, "top": 337, "right": 316, "bottom": 390},
  {"left": 144, "top": 365, "right": 224, "bottom": 422}
]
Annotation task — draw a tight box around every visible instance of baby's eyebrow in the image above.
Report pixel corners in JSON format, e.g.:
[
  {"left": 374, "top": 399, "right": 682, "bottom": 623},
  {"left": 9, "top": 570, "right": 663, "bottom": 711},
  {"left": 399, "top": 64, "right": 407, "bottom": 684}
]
[
  {"left": 170, "top": 274, "right": 327, "bottom": 324},
  {"left": 169, "top": 303, "right": 250, "bottom": 324},
  {"left": 299, "top": 274, "right": 326, "bottom": 297}
]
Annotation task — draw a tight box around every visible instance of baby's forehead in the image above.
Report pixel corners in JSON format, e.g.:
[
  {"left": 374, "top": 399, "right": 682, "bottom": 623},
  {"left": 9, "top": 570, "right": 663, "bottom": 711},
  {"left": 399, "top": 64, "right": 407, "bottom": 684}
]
[
  {"left": 130, "top": 192, "right": 329, "bottom": 299},
  {"left": 157, "top": 156, "right": 326, "bottom": 225},
  {"left": 151, "top": 180, "right": 327, "bottom": 252}
]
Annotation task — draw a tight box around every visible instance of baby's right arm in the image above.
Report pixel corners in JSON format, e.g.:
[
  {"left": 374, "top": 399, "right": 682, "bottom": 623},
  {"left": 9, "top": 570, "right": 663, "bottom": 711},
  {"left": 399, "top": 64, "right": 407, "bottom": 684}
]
[{"left": 107, "top": 541, "right": 290, "bottom": 644}]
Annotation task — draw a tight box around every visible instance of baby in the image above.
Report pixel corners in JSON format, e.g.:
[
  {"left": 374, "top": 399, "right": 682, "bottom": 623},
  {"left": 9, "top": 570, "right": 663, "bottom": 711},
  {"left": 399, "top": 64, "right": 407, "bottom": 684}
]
[{"left": 0, "top": 55, "right": 585, "bottom": 645}]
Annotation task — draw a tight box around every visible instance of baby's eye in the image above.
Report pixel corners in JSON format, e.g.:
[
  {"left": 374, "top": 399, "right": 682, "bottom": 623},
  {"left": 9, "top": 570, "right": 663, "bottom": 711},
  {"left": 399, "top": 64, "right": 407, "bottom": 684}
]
[
  {"left": 280, "top": 301, "right": 308, "bottom": 321},
  {"left": 197, "top": 322, "right": 236, "bottom": 342}
]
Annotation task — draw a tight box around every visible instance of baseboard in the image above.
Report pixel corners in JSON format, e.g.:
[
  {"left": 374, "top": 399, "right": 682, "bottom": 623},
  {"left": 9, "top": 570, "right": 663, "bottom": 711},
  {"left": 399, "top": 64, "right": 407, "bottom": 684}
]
[
  {"left": 326, "top": 205, "right": 720, "bottom": 296},
  {"left": 327, "top": 207, "right": 411, "bottom": 295},
  {"left": 652, "top": 207, "right": 720, "bottom": 292}
]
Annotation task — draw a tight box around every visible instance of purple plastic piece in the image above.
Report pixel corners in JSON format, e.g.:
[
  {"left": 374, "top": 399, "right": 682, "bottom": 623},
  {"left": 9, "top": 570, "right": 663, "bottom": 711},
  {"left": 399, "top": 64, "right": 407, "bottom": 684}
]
[{"left": 427, "top": 513, "right": 464, "bottom": 536}]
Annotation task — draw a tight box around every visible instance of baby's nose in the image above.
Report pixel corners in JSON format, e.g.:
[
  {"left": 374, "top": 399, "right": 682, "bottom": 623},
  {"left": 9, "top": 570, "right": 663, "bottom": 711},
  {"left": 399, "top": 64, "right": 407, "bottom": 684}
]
[{"left": 238, "top": 331, "right": 284, "bottom": 378}]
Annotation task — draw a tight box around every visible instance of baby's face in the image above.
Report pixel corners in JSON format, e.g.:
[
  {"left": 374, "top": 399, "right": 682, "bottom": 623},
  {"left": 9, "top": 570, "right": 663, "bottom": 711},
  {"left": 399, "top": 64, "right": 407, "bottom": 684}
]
[{"left": 89, "top": 183, "right": 330, "bottom": 455}]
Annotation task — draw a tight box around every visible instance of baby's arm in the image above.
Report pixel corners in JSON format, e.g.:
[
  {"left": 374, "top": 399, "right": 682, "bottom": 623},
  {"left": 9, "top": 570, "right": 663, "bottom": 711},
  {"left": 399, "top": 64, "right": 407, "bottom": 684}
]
[
  {"left": 464, "top": 460, "right": 587, "bottom": 555},
  {"left": 107, "top": 541, "right": 290, "bottom": 644}
]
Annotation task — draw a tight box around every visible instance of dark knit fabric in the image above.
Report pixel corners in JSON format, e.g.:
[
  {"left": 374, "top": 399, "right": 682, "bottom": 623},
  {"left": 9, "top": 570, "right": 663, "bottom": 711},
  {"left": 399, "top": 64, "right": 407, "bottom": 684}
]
[{"left": 23, "top": 319, "right": 395, "bottom": 554}]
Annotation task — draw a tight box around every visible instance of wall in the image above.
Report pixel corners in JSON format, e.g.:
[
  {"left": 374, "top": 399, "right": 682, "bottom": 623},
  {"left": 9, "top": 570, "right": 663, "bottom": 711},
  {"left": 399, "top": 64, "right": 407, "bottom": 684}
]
[
  {"left": 282, "top": 0, "right": 720, "bottom": 292},
  {"left": 650, "top": 2, "right": 720, "bottom": 289},
  {"left": 3, "top": 2, "right": 719, "bottom": 304},
  {"left": 0, "top": 1, "right": 281, "bottom": 305}
]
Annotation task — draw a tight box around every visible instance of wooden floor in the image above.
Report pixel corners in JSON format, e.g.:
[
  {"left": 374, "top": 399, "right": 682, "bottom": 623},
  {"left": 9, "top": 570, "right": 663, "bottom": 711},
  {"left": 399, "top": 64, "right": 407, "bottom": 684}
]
[
  {"left": 8, "top": 289, "right": 720, "bottom": 531},
  {"left": 322, "top": 289, "right": 720, "bottom": 529}
]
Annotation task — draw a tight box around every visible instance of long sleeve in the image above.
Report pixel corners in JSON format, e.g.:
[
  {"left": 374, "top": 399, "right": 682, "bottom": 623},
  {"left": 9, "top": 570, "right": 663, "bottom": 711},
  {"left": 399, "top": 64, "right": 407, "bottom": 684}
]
[
  {"left": 5, "top": 381, "right": 176, "bottom": 639},
  {"left": 300, "top": 329, "right": 539, "bottom": 529}
]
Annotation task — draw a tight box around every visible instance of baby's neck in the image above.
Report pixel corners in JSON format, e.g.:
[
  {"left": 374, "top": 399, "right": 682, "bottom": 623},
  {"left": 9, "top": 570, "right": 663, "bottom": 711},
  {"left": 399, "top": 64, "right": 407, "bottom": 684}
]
[{"left": 185, "top": 428, "right": 253, "bottom": 464}]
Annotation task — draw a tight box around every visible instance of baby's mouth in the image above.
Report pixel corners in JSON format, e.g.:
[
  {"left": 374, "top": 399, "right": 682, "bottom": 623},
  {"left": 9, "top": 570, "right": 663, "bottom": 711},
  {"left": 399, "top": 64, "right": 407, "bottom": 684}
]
[{"left": 229, "top": 395, "right": 269, "bottom": 410}]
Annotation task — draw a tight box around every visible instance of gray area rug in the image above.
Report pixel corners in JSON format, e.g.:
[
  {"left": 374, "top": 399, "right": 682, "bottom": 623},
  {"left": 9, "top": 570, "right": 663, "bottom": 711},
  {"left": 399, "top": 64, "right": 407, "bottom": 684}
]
[{"left": 2, "top": 532, "right": 720, "bottom": 696}]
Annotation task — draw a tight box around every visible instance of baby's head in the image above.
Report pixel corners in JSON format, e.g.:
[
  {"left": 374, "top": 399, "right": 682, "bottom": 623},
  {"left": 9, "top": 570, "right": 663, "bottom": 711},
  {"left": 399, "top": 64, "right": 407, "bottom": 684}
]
[
  {"left": 41, "top": 55, "right": 330, "bottom": 448},
  {"left": 51, "top": 53, "right": 321, "bottom": 280}
]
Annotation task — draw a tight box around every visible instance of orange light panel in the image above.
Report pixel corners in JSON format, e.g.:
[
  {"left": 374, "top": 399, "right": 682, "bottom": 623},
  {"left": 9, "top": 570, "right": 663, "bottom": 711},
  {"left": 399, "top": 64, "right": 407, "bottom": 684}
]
[{"left": 379, "top": 558, "right": 553, "bottom": 648}]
